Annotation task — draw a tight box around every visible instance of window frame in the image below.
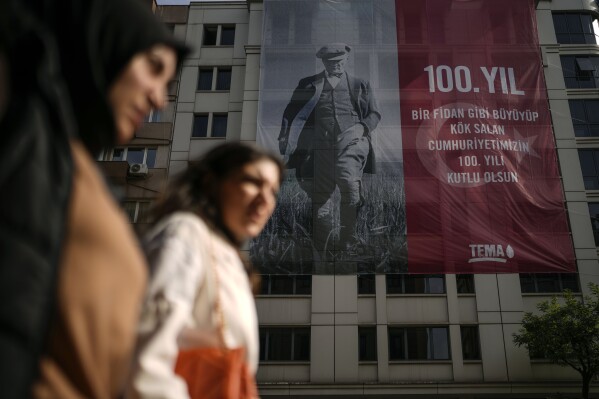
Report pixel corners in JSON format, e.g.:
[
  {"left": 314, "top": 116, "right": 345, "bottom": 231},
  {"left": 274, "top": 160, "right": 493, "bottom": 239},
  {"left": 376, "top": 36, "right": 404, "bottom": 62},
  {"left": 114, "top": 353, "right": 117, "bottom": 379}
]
[
  {"left": 519, "top": 273, "right": 580, "bottom": 294},
  {"left": 211, "top": 113, "right": 228, "bottom": 138},
  {"left": 358, "top": 326, "right": 378, "bottom": 362},
  {"left": 460, "top": 325, "right": 481, "bottom": 361},
  {"left": 215, "top": 67, "right": 232, "bottom": 91},
  {"left": 259, "top": 275, "right": 312, "bottom": 295},
  {"left": 219, "top": 26, "right": 236, "bottom": 46},
  {"left": 197, "top": 68, "right": 214, "bottom": 91},
  {"left": 192, "top": 113, "right": 228, "bottom": 139},
  {"left": 103, "top": 147, "right": 158, "bottom": 167},
  {"left": 202, "top": 25, "right": 218, "bottom": 46},
  {"left": 259, "top": 327, "right": 311, "bottom": 362},
  {"left": 388, "top": 326, "right": 451, "bottom": 361},
  {"left": 552, "top": 12, "right": 598, "bottom": 45},
  {"left": 358, "top": 273, "right": 376, "bottom": 295},
  {"left": 456, "top": 274, "right": 475, "bottom": 294},
  {"left": 578, "top": 149, "right": 599, "bottom": 190},
  {"left": 561, "top": 55, "right": 599, "bottom": 89},
  {"left": 386, "top": 274, "right": 446, "bottom": 294},
  {"left": 203, "top": 24, "right": 235, "bottom": 46},
  {"left": 569, "top": 99, "right": 599, "bottom": 137},
  {"left": 197, "top": 67, "right": 232, "bottom": 91},
  {"left": 589, "top": 202, "right": 599, "bottom": 246}
]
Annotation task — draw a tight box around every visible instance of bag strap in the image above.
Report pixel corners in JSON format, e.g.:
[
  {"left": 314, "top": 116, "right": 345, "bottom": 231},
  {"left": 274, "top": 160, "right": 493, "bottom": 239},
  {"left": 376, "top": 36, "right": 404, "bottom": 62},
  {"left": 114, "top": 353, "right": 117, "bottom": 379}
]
[{"left": 207, "top": 234, "right": 227, "bottom": 348}]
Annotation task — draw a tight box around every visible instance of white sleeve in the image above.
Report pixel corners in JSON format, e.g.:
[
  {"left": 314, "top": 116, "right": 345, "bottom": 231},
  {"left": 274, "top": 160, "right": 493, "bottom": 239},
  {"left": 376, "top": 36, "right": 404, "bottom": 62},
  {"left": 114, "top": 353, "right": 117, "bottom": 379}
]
[{"left": 127, "top": 217, "right": 206, "bottom": 399}]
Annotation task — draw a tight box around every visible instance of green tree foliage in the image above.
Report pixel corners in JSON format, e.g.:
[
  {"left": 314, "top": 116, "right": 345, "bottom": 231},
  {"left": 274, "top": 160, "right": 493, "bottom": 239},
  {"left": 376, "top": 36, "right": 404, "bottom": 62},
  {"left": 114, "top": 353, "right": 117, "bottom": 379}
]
[{"left": 513, "top": 284, "right": 599, "bottom": 399}]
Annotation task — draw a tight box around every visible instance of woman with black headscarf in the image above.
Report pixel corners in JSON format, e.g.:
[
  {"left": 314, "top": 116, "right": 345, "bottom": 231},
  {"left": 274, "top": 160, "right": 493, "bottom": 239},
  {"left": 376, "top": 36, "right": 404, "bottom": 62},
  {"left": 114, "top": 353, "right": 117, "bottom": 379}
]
[{"left": 0, "top": 0, "right": 187, "bottom": 398}]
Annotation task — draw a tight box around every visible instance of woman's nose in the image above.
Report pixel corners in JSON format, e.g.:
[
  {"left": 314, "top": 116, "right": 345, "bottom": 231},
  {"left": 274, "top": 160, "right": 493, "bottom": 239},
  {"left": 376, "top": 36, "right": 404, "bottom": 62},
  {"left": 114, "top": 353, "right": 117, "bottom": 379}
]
[{"left": 149, "top": 85, "right": 166, "bottom": 109}]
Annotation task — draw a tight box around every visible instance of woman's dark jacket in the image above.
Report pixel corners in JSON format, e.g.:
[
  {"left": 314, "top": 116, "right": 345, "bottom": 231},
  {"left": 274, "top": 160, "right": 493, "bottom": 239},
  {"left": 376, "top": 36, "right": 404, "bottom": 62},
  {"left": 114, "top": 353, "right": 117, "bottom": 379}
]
[{"left": 0, "top": 1, "right": 186, "bottom": 397}]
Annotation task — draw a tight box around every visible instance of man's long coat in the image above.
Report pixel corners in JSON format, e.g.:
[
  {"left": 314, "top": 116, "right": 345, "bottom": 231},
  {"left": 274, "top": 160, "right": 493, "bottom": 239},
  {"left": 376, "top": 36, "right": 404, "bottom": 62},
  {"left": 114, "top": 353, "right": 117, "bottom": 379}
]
[{"left": 278, "top": 71, "right": 381, "bottom": 178}]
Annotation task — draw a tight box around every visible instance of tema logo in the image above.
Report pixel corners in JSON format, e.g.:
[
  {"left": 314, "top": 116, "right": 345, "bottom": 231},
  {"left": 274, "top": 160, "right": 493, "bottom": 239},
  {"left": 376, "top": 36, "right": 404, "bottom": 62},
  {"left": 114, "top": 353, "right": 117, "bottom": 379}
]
[{"left": 468, "top": 244, "right": 515, "bottom": 263}]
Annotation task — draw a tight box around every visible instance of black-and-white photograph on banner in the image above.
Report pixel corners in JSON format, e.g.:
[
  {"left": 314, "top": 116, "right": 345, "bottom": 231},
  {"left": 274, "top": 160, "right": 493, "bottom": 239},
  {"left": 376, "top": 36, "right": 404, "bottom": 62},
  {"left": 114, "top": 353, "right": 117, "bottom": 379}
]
[{"left": 253, "top": 0, "right": 406, "bottom": 274}]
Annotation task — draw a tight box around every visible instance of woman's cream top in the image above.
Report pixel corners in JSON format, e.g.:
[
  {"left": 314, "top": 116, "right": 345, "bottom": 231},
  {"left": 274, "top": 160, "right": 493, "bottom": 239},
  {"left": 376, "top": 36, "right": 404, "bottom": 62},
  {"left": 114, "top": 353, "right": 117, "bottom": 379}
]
[{"left": 128, "top": 212, "right": 258, "bottom": 399}]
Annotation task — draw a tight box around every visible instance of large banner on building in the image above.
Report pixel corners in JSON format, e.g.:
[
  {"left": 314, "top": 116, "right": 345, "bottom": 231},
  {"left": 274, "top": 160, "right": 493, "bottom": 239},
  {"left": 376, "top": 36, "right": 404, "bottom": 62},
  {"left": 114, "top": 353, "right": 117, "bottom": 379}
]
[
  {"left": 397, "top": 0, "right": 574, "bottom": 273},
  {"left": 254, "top": 0, "right": 575, "bottom": 274}
]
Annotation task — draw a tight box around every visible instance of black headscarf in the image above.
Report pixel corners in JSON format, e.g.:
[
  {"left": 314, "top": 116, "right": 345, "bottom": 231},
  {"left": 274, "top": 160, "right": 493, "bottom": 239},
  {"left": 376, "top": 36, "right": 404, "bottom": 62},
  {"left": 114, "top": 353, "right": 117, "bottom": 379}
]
[
  {"left": 28, "top": 0, "right": 189, "bottom": 154},
  {"left": 0, "top": 2, "right": 188, "bottom": 397}
]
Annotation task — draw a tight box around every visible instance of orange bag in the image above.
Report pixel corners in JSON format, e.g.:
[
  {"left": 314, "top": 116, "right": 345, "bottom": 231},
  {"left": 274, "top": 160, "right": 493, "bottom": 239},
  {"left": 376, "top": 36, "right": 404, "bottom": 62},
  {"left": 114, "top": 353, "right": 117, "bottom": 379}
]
[
  {"left": 175, "top": 347, "right": 258, "bottom": 399},
  {"left": 174, "top": 240, "right": 259, "bottom": 399}
]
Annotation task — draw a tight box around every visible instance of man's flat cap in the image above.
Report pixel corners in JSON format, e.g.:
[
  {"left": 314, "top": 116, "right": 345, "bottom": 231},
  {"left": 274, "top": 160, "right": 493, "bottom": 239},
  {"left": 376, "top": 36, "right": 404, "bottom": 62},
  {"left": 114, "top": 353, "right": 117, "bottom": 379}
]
[{"left": 316, "top": 43, "right": 352, "bottom": 60}]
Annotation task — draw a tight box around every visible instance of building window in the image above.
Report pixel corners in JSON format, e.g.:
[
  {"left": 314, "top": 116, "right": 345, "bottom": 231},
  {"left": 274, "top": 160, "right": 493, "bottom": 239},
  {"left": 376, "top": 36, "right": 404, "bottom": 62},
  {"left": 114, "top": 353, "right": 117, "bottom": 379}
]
[
  {"left": 145, "top": 109, "right": 162, "bottom": 123},
  {"left": 212, "top": 114, "right": 228, "bottom": 137},
  {"left": 105, "top": 147, "right": 157, "bottom": 167},
  {"left": 203, "top": 25, "right": 235, "bottom": 46},
  {"left": 519, "top": 273, "right": 580, "bottom": 293},
  {"left": 561, "top": 56, "right": 599, "bottom": 89},
  {"left": 569, "top": 100, "right": 599, "bottom": 137},
  {"left": 358, "top": 326, "right": 377, "bottom": 361},
  {"left": 192, "top": 113, "right": 228, "bottom": 138},
  {"left": 259, "top": 327, "right": 310, "bottom": 362},
  {"left": 216, "top": 68, "right": 232, "bottom": 90},
  {"left": 197, "top": 67, "right": 232, "bottom": 91},
  {"left": 203, "top": 26, "right": 218, "bottom": 45},
  {"left": 123, "top": 201, "right": 151, "bottom": 224},
  {"left": 460, "top": 326, "right": 481, "bottom": 360},
  {"left": 220, "top": 26, "right": 235, "bottom": 45},
  {"left": 192, "top": 115, "right": 209, "bottom": 137},
  {"left": 386, "top": 274, "right": 445, "bottom": 294},
  {"left": 578, "top": 149, "right": 599, "bottom": 190},
  {"left": 388, "top": 327, "right": 450, "bottom": 361},
  {"left": 553, "top": 13, "right": 598, "bottom": 44},
  {"left": 456, "top": 274, "right": 475, "bottom": 294},
  {"left": 260, "top": 275, "right": 311, "bottom": 295},
  {"left": 589, "top": 203, "right": 599, "bottom": 246},
  {"left": 197, "top": 68, "right": 213, "bottom": 90},
  {"left": 358, "top": 274, "right": 375, "bottom": 295}
]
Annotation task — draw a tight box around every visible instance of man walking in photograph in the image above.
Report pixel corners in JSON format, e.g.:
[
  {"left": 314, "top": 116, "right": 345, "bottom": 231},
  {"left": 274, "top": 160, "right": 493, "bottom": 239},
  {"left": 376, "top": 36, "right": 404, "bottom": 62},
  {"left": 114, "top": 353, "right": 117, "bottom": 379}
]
[{"left": 278, "top": 43, "right": 381, "bottom": 256}]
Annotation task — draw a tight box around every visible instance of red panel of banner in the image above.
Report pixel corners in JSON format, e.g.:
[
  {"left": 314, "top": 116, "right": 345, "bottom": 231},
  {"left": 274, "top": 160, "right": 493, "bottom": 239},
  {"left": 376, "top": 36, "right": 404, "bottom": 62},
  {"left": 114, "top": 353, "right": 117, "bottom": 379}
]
[{"left": 397, "top": 0, "right": 575, "bottom": 273}]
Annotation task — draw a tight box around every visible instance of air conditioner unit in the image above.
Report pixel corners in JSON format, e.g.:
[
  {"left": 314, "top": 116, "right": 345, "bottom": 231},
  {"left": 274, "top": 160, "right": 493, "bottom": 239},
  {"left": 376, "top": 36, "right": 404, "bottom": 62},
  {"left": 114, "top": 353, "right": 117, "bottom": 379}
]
[{"left": 128, "top": 163, "right": 148, "bottom": 178}]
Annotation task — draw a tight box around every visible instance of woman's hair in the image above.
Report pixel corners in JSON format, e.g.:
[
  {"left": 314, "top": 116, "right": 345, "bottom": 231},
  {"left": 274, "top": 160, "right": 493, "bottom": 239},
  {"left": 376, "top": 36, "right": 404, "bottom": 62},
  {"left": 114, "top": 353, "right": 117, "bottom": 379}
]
[{"left": 147, "top": 142, "right": 284, "bottom": 290}]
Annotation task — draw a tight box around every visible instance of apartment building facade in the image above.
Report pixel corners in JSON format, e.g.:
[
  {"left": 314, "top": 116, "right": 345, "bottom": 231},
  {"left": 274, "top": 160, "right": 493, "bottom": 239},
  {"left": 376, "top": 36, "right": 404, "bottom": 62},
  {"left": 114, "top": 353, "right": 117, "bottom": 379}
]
[{"left": 107, "top": 0, "right": 599, "bottom": 396}]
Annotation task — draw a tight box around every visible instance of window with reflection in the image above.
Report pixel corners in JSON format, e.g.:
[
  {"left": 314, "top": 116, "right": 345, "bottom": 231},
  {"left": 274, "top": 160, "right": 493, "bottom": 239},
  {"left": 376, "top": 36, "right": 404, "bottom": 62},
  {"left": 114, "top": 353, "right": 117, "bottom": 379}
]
[
  {"left": 589, "top": 203, "right": 599, "bottom": 246},
  {"left": 192, "top": 113, "right": 227, "bottom": 138},
  {"left": 388, "top": 326, "right": 450, "bottom": 360},
  {"left": 260, "top": 275, "right": 311, "bottom": 295},
  {"left": 456, "top": 274, "right": 475, "bottom": 294},
  {"left": 259, "top": 327, "right": 310, "bottom": 361},
  {"left": 197, "top": 69, "right": 213, "bottom": 90},
  {"left": 578, "top": 149, "right": 599, "bottom": 190},
  {"left": 561, "top": 56, "right": 599, "bottom": 89},
  {"left": 386, "top": 274, "right": 445, "bottom": 294},
  {"left": 358, "top": 274, "right": 376, "bottom": 295},
  {"left": 460, "top": 326, "right": 481, "bottom": 360},
  {"left": 358, "top": 326, "right": 377, "bottom": 361},
  {"left": 569, "top": 100, "right": 599, "bottom": 137},
  {"left": 553, "top": 13, "right": 598, "bottom": 44},
  {"left": 104, "top": 147, "right": 157, "bottom": 167},
  {"left": 203, "top": 25, "right": 235, "bottom": 46},
  {"left": 519, "top": 273, "right": 580, "bottom": 293}
]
